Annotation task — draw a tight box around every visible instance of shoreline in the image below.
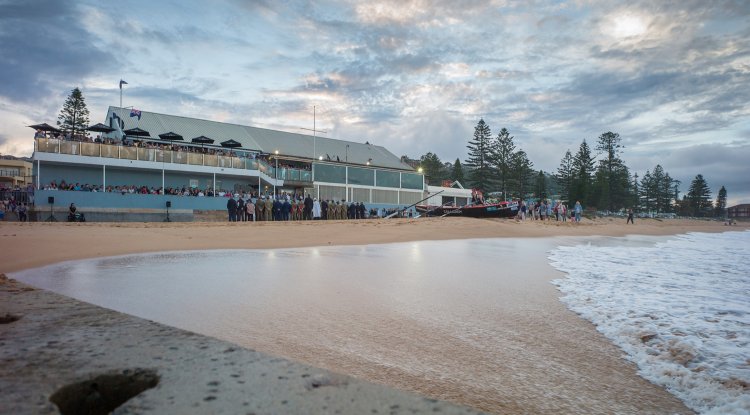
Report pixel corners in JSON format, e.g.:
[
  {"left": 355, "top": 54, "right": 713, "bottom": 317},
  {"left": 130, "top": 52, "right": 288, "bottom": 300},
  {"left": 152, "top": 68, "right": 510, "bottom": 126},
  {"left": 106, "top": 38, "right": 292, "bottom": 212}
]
[
  {"left": 2, "top": 218, "right": 746, "bottom": 414},
  {"left": 0, "top": 217, "right": 743, "bottom": 274}
]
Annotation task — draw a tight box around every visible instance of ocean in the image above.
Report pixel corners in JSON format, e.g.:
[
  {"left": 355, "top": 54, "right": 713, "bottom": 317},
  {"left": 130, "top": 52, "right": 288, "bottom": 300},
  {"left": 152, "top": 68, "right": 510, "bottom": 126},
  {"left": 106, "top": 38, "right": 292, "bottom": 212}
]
[{"left": 549, "top": 230, "right": 750, "bottom": 415}]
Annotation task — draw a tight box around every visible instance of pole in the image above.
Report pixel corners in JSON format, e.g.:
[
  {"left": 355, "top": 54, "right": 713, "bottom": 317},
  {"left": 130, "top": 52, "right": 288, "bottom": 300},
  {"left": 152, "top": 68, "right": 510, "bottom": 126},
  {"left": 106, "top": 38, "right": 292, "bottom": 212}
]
[
  {"left": 36, "top": 160, "right": 40, "bottom": 189},
  {"left": 103, "top": 164, "right": 106, "bottom": 190},
  {"left": 313, "top": 105, "right": 316, "bottom": 162},
  {"left": 213, "top": 173, "right": 216, "bottom": 197}
]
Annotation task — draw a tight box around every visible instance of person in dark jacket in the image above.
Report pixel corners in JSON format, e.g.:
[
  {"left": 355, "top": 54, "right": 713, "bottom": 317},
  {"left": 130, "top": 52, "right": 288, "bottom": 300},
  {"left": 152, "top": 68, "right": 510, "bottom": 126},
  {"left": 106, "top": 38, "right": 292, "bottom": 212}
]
[
  {"left": 273, "top": 197, "right": 282, "bottom": 221},
  {"left": 282, "top": 198, "right": 291, "bottom": 221},
  {"left": 303, "top": 194, "right": 313, "bottom": 220},
  {"left": 227, "top": 197, "right": 238, "bottom": 222},
  {"left": 321, "top": 199, "right": 328, "bottom": 220},
  {"left": 237, "top": 197, "right": 245, "bottom": 222}
]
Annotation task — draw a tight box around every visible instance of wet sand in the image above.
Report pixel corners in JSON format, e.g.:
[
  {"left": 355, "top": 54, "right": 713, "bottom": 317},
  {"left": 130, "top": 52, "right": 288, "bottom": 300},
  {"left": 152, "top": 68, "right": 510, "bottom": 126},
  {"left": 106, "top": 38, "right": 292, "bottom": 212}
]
[{"left": 1, "top": 217, "right": 745, "bottom": 413}]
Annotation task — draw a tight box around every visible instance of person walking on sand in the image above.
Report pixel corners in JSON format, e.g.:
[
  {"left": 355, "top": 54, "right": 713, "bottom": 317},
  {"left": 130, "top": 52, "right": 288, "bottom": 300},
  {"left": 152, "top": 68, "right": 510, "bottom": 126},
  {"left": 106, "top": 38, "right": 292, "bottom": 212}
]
[
  {"left": 574, "top": 201, "right": 582, "bottom": 223},
  {"left": 627, "top": 208, "right": 634, "bottom": 224}
]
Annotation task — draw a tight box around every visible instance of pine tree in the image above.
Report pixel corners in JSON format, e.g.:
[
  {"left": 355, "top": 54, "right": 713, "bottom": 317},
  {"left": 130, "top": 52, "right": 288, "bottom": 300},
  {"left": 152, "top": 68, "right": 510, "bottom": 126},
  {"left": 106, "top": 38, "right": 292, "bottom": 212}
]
[
  {"left": 595, "top": 131, "right": 626, "bottom": 212},
  {"left": 451, "top": 158, "right": 465, "bottom": 184},
  {"left": 535, "top": 170, "right": 547, "bottom": 199},
  {"left": 570, "top": 139, "right": 595, "bottom": 206},
  {"left": 510, "top": 150, "right": 534, "bottom": 200},
  {"left": 715, "top": 186, "right": 727, "bottom": 217},
  {"left": 418, "top": 152, "right": 447, "bottom": 186},
  {"left": 631, "top": 173, "right": 639, "bottom": 211},
  {"left": 57, "top": 87, "right": 90, "bottom": 138},
  {"left": 465, "top": 119, "right": 494, "bottom": 192},
  {"left": 639, "top": 170, "right": 654, "bottom": 213},
  {"left": 490, "top": 128, "right": 516, "bottom": 200},
  {"left": 555, "top": 150, "right": 574, "bottom": 202},
  {"left": 686, "top": 174, "right": 713, "bottom": 217}
]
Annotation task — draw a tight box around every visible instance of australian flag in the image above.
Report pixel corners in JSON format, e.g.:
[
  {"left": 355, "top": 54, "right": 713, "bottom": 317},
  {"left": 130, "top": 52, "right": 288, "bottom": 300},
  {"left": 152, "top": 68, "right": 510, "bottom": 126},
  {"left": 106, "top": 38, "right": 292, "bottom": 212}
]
[{"left": 129, "top": 109, "right": 142, "bottom": 120}]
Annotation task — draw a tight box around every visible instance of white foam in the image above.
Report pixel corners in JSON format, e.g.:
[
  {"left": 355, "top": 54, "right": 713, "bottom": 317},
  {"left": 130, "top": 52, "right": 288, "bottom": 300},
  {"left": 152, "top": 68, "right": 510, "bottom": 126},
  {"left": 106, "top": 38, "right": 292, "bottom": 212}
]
[{"left": 549, "top": 231, "right": 750, "bottom": 414}]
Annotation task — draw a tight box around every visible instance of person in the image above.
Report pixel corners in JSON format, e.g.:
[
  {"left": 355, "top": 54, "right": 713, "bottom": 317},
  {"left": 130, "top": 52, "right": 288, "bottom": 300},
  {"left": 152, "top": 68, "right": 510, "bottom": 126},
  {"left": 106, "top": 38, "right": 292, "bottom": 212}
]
[
  {"left": 303, "top": 194, "right": 313, "bottom": 220},
  {"left": 237, "top": 196, "right": 246, "bottom": 222},
  {"left": 312, "top": 198, "right": 322, "bottom": 220},
  {"left": 17, "top": 203, "right": 27, "bottom": 222},
  {"left": 246, "top": 198, "right": 255, "bottom": 222},
  {"left": 227, "top": 197, "right": 238, "bottom": 222},
  {"left": 574, "top": 201, "right": 582, "bottom": 223},
  {"left": 627, "top": 208, "right": 634, "bottom": 224}
]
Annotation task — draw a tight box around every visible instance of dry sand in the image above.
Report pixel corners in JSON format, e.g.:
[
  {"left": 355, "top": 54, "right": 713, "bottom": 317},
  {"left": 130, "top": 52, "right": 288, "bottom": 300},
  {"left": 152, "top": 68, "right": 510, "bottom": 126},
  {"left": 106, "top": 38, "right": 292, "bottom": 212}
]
[
  {"left": 1, "top": 217, "right": 746, "bottom": 414},
  {"left": 0, "top": 217, "right": 741, "bottom": 274}
]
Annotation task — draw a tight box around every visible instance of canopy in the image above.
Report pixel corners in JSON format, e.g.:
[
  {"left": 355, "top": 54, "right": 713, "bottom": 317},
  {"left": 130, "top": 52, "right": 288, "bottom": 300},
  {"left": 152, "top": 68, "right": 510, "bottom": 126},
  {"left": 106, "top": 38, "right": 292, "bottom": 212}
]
[
  {"left": 123, "top": 127, "right": 151, "bottom": 137},
  {"left": 220, "top": 139, "right": 242, "bottom": 148},
  {"left": 158, "top": 131, "right": 184, "bottom": 141},
  {"left": 86, "top": 123, "right": 115, "bottom": 133},
  {"left": 28, "top": 123, "right": 61, "bottom": 133},
  {"left": 191, "top": 135, "right": 214, "bottom": 144}
]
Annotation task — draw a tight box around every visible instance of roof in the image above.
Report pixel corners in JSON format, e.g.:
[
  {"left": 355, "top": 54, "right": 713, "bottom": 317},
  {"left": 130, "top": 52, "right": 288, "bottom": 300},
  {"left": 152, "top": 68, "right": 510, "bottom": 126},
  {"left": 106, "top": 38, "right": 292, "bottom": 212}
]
[{"left": 105, "top": 107, "right": 413, "bottom": 171}]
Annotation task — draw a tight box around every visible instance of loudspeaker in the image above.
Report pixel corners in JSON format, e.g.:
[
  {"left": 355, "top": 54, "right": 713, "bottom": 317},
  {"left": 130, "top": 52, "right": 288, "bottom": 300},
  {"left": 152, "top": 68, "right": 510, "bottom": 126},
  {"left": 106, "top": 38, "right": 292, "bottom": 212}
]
[
  {"left": 48, "top": 196, "right": 54, "bottom": 204},
  {"left": 166, "top": 201, "right": 172, "bottom": 208}
]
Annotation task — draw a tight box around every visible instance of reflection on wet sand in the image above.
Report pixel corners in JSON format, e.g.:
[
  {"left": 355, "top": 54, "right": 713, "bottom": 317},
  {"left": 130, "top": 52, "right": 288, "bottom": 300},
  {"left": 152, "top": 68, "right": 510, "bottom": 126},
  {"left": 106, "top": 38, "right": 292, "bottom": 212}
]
[{"left": 14, "top": 238, "right": 692, "bottom": 414}]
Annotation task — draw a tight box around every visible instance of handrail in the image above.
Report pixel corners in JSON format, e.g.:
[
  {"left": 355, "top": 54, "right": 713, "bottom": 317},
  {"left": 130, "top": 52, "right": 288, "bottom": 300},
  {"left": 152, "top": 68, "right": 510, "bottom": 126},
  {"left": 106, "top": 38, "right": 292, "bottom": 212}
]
[{"left": 34, "top": 137, "right": 310, "bottom": 182}]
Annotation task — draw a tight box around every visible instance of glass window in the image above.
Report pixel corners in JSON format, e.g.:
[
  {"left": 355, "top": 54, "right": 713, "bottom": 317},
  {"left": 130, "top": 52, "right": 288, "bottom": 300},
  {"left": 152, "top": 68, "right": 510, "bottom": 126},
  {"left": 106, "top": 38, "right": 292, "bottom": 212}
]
[
  {"left": 347, "top": 167, "right": 374, "bottom": 186},
  {"left": 400, "top": 172, "right": 424, "bottom": 190},
  {"left": 375, "top": 170, "right": 399, "bottom": 188},
  {"left": 314, "top": 164, "right": 346, "bottom": 184}
]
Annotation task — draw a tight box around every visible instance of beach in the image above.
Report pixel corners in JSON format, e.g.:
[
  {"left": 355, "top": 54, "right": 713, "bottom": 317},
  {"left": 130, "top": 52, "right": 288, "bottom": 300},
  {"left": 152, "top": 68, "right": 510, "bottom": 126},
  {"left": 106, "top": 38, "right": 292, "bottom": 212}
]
[{"left": 1, "top": 217, "right": 745, "bottom": 414}]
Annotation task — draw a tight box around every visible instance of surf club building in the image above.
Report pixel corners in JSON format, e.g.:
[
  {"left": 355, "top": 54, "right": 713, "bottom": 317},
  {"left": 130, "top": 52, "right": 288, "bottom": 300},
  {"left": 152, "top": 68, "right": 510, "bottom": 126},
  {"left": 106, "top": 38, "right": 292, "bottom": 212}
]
[{"left": 31, "top": 107, "right": 427, "bottom": 221}]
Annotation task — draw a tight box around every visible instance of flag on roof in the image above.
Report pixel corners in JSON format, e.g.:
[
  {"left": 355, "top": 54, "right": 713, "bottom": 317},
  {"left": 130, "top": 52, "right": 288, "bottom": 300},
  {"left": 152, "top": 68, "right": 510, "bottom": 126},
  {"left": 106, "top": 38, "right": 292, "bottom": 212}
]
[
  {"left": 119, "top": 79, "right": 128, "bottom": 89},
  {"left": 129, "top": 109, "right": 142, "bottom": 120}
]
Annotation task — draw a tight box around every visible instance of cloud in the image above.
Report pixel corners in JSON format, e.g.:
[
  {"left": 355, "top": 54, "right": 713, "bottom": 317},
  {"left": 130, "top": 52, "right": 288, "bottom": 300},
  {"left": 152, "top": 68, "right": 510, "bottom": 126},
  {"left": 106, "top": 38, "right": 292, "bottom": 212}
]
[{"left": 0, "top": 0, "right": 118, "bottom": 102}]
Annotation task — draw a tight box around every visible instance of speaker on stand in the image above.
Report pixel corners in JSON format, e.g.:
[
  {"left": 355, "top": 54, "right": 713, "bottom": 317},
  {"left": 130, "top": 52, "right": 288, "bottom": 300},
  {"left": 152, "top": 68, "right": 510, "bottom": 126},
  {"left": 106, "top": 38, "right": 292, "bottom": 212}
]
[
  {"left": 164, "top": 200, "right": 171, "bottom": 222},
  {"left": 45, "top": 196, "right": 57, "bottom": 222}
]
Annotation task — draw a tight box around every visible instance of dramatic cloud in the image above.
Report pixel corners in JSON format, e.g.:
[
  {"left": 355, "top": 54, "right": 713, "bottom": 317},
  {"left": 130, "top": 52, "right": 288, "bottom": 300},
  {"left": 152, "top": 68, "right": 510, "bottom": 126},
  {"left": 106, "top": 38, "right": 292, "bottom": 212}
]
[{"left": 1, "top": 0, "right": 748, "bottom": 203}]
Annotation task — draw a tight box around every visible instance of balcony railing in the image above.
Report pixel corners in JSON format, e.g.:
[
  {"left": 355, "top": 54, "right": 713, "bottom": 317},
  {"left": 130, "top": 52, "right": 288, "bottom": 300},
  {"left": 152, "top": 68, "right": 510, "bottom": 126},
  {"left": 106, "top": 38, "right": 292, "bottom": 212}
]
[{"left": 35, "top": 138, "right": 311, "bottom": 182}]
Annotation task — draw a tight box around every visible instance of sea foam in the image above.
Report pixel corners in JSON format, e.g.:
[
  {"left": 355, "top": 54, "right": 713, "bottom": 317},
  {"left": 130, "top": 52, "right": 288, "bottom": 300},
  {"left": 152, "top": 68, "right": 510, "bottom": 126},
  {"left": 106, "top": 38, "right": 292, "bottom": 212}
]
[{"left": 549, "top": 231, "right": 750, "bottom": 414}]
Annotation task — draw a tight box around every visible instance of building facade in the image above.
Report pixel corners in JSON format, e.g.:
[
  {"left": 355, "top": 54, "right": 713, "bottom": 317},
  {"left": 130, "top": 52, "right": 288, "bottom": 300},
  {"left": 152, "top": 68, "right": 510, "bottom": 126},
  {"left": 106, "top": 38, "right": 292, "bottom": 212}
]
[
  {"left": 727, "top": 204, "right": 750, "bottom": 219},
  {"left": 32, "top": 107, "right": 426, "bottom": 216},
  {"left": 0, "top": 156, "right": 33, "bottom": 189}
]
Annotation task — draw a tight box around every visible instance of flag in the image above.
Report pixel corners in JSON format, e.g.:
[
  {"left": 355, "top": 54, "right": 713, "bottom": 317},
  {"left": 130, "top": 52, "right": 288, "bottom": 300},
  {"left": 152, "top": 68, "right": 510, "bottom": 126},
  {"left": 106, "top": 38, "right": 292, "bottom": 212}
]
[
  {"left": 129, "top": 109, "right": 142, "bottom": 120},
  {"left": 119, "top": 79, "right": 128, "bottom": 89}
]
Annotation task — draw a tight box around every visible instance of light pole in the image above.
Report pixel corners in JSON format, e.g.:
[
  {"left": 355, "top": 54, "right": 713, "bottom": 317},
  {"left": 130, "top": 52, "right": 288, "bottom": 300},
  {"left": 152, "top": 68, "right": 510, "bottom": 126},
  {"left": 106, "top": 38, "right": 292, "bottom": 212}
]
[
  {"left": 346, "top": 144, "right": 349, "bottom": 162},
  {"left": 273, "top": 150, "right": 279, "bottom": 197}
]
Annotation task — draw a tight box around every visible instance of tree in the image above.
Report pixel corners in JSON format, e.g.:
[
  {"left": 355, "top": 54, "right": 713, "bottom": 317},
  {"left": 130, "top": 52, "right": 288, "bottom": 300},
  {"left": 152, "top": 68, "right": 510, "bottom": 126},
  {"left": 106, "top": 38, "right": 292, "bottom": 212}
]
[
  {"left": 686, "top": 174, "right": 713, "bottom": 217},
  {"left": 57, "top": 87, "right": 90, "bottom": 138},
  {"left": 555, "top": 150, "right": 574, "bottom": 202},
  {"left": 451, "top": 158, "right": 465, "bottom": 184},
  {"left": 490, "top": 128, "right": 516, "bottom": 200},
  {"left": 418, "top": 152, "right": 447, "bottom": 185},
  {"left": 465, "top": 119, "right": 494, "bottom": 192},
  {"left": 595, "top": 131, "right": 626, "bottom": 211},
  {"left": 535, "top": 170, "right": 547, "bottom": 199},
  {"left": 631, "top": 173, "right": 639, "bottom": 211},
  {"left": 570, "top": 139, "right": 595, "bottom": 206},
  {"left": 510, "top": 150, "right": 534, "bottom": 200},
  {"left": 715, "top": 186, "right": 727, "bottom": 217}
]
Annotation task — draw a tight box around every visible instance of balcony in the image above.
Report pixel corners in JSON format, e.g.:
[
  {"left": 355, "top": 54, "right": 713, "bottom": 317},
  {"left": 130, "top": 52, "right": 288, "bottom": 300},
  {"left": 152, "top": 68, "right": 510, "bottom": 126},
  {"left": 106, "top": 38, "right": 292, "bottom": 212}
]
[{"left": 34, "top": 138, "right": 312, "bottom": 182}]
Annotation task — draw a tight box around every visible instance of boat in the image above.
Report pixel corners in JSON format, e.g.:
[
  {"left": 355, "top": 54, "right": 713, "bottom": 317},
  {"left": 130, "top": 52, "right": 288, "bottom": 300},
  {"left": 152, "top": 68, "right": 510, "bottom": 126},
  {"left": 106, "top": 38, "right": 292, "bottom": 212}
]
[{"left": 416, "top": 200, "right": 519, "bottom": 218}]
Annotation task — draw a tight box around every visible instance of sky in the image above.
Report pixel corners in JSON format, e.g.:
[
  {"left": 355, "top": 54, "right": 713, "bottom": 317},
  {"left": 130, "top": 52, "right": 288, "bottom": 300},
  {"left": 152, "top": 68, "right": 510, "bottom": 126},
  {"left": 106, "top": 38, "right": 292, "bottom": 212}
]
[{"left": 1, "top": 0, "right": 748, "bottom": 205}]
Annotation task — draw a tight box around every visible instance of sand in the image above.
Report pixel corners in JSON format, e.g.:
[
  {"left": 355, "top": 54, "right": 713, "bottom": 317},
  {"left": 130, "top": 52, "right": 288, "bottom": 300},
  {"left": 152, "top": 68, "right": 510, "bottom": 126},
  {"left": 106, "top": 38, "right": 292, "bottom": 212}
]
[
  {"left": 1, "top": 217, "right": 746, "bottom": 414},
  {"left": 0, "top": 217, "right": 741, "bottom": 274}
]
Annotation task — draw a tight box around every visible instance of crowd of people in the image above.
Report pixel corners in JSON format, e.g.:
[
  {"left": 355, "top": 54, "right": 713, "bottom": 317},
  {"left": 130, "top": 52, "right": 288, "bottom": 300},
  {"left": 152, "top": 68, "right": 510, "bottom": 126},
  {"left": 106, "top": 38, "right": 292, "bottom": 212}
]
[
  {"left": 516, "top": 199, "right": 583, "bottom": 223},
  {"left": 226, "top": 193, "right": 382, "bottom": 222}
]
